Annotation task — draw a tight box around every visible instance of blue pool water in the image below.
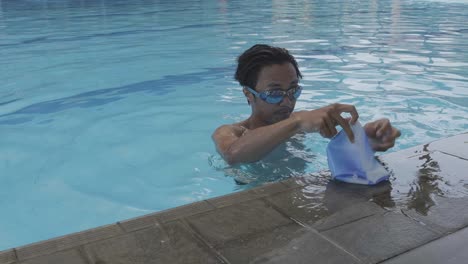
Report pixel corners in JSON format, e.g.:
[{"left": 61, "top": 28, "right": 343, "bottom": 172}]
[{"left": 1, "top": 0, "right": 467, "bottom": 250}]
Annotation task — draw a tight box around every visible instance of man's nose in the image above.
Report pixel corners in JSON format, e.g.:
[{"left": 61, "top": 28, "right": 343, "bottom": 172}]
[{"left": 280, "top": 94, "right": 294, "bottom": 106}]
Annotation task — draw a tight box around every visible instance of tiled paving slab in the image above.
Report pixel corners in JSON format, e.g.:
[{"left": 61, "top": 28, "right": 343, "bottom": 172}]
[
  {"left": 219, "top": 223, "right": 360, "bottom": 264},
  {"left": 382, "top": 227, "right": 468, "bottom": 264},
  {"left": 206, "top": 182, "right": 288, "bottom": 208},
  {"left": 84, "top": 221, "right": 224, "bottom": 264},
  {"left": 186, "top": 199, "right": 293, "bottom": 247},
  {"left": 0, "top": 132, "right": 466, "bottom": 264},
  {"left": 402, "top": 196, "right": 468, "bottom": 234},
  {"left": 322, "top": 212, "right": 440, "bottom": 263},
  {"left": 118, "top": 200, "right": 215, "bottom": 232},
  {"left": 312, "top": 201, "right": 385, "bottom": 232},
  {"left": 15, "top": 224, "right": 123, "bottom": 261},
  {"left": 18, "top": 249, "right": 87, "bottom": 264},
  {"left": 265, "top": 181, "right": 385, "bottom": 230},
  {"left": 375, "top": 150, "right": 468, "bottom": 212},
  {"left": 0, "top": 250, "right": 16, "bottom": 264},
  {"left": 158, "top": 221, "right": 225, "bottom": 264},
  {"left": 426, "top": 133, "right": 468, "bottom": 160},
  {"left": 83, "top": 224, "right": 170, "bottom": 264},
  {"left": 380, "top": 132, "right": 468, "bottom": 161}
]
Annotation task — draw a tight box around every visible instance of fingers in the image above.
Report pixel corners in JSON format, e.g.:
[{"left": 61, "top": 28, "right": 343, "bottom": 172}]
[
  {"left": 395, "top": 129, "right": 401, "bottom": 138},
  {"left": 319, "top": 114, "right": 335, "bottom": 138},
  {"left": 331, "top": 111, "right": 354, "bottom": 142},
  {"left": 376, "top": 119, "right": 390, "bottom": 138},
  {"left": 334, "top": 103, "right": 359, "bottom": 125},
  {"left": 384, "top": 128, "right": 401, "bottom": 143},
  {"left": 376, "top": 119, "right": 401, "bottom": 141},
  {"left": 324, "top": 115, "right": 338, "bottom": 138},
  {"left": 373, "top": 140, "right": 396, "bottom": 152},
  {"left": 329, "top": 104, "right": 358, "bottom": 142},
  {"left": 314, "top": 103, "right": 361, "bottom": 141},
  {"left": 372, "top": 127, "right": 401, "bottom": 152}
]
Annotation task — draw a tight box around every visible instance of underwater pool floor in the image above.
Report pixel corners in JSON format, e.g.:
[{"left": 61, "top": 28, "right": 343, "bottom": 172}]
[{"left": 1, "top": 133, "right": 467, "bottom": 264}]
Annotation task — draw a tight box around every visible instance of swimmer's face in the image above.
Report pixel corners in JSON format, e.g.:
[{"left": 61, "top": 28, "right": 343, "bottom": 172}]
[{"left": 244, "top": 63, "right": 299, "bottom": 124}]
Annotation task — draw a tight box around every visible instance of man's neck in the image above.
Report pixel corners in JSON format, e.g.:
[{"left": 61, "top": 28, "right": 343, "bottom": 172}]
[{"left": 243, "top": 115, "right": 271, "bottom": 130}]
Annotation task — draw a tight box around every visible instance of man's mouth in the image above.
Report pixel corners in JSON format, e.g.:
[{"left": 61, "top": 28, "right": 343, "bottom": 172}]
[{"left": 276, "top": 108, "right": 292, "bottom": 115}]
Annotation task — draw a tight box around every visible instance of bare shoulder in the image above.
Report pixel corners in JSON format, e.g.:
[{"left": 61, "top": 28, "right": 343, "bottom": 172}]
[
  {"left": 212, "top": 123, "right": 247, "bottom": 141},
  {"left": 212, "top": 122, "right": 248, "bottom": 156},
  {"left": 211, "top": 123, "right": 247, "bottom": 163}
]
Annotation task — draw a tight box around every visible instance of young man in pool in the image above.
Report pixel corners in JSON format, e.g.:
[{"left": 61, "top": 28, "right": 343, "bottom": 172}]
[{"left": 213, "top": 44, "right": 401, "bottom": 165}]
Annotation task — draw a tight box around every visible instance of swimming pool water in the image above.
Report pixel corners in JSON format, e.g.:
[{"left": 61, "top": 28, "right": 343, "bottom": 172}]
[{"left": 0, "top": 0, "right": 467, "bottom": 250}]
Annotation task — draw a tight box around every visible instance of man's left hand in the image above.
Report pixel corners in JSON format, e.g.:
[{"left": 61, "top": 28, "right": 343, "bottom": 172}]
[{"left": 364, "top": 118, "right": 401, "bottom": 152}]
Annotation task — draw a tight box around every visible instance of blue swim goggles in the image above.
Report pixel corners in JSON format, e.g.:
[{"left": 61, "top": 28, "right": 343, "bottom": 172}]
[{"left": 246, "top": 85, "right": 302, "bottom": 104}]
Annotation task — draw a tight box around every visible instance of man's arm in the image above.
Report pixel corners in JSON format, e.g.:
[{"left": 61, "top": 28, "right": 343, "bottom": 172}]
[
  {"left": 212, "top": 117, "right": 300, "bottom": 165},
  {"left": 213, "top": 103, "right": 359, "bottom": 165}
]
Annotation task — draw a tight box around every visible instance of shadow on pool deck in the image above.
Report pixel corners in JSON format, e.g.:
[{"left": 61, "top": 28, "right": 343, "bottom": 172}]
[{"left": 1, "top": 133, "right": 467, "bottom": 264}]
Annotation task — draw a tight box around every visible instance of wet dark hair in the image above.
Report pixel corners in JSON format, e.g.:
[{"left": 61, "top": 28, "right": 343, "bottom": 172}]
[{"left": 235, "top": 44, "right": 302, "bottom": 90}]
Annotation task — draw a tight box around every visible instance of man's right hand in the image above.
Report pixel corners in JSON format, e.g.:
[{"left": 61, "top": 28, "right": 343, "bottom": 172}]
[{"left": 292, "top": 103, "right": 359, "bottom": 142}]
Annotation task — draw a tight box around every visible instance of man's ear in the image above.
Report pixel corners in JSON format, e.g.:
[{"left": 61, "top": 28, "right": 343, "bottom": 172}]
[{"left": 243, "top": 87, "right": 253, "bottom": 105}]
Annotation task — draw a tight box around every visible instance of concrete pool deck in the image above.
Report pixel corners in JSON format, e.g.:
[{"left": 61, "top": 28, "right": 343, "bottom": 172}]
[{"left": 1, "top": 133, "right": 467, "bottom": 264}]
